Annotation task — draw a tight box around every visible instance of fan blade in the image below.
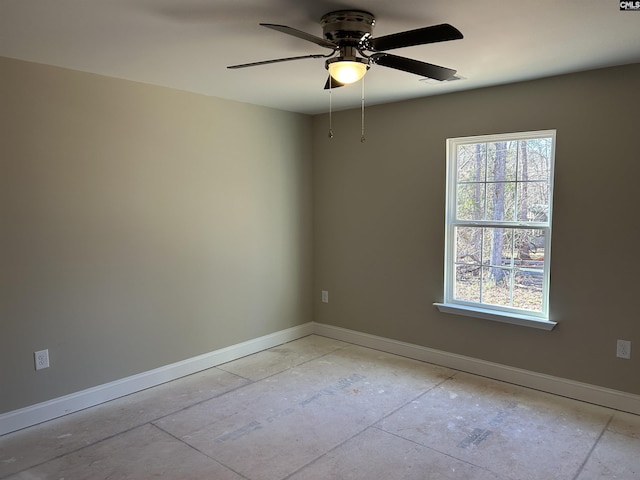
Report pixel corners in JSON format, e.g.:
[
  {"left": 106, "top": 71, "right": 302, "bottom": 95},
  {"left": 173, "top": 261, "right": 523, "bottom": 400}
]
[
  {"left": 324, "top": 76, "right": 344, "bottom": 90},
  {"left": 371, "top": 53, "right": 456, "bottom": 81},
  {"left": 227, "top": 54, "right": 328, "bottom": 69},
  {"left": 370, "top": 23, "right": 463, "bottom": 52},
  {"left": 261, "top": 23, "right": 337, "bottom": 50}
]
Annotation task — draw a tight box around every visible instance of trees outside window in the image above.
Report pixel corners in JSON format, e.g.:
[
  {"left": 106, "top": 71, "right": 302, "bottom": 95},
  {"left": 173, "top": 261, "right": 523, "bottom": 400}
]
[{"left": 443, "top": 130, "right": 555, "bottom": 320}]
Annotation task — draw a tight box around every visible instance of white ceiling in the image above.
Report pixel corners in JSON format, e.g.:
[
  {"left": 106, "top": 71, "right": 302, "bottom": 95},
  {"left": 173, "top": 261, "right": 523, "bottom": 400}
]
[{"left": 2, "top": 0, "right": 639, "bottom": 115}]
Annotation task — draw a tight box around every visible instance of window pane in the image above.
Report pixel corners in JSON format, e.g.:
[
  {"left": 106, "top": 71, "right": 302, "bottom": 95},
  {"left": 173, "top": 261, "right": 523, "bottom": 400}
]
[
  {"left": 519, "top": 181, "right": 550, "bottom": 223},
  {"left": 457, "top": 143, "right": 486, "bottom": 182},
  {"left": 455, "top": 265, "right": 480, "bottom": 302},
  {"left": 456, "top": 183, "right": 485, "bottom": 220},
  {"left": 486, "top": 182, "right": 516, "bottom": 221},
  {"left": 514, "top": 229, "right": 546, "bottom": 262},
  {"left": 482, "top": 227, "right": 508, "bottom": 268},
  {"left": 513, "top": 268, "right": 543, "bottom": 312},
  {"left": 455, "top": 227, "right": 482, "bottom": 264},
  {"left": 518, "top": 138, "right": 552, "bottom": 182},
  {"left": 480, "top": 266, "right": 511, "bottom": 307},
  {"left": 502, "top": 229, "right": 516, "bottom": 266},
  {"left": 487, "top": 141, "right": 517, "bottom": 182}
]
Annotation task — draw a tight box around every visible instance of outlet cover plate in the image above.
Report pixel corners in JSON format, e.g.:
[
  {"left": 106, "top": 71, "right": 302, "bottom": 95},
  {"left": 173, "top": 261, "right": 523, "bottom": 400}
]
[
  {"left": 35, "top": 349, "right": 50, "bottom": 370},
  {"left": 616, "top": 340, "right": 631, "bottom": 359}
]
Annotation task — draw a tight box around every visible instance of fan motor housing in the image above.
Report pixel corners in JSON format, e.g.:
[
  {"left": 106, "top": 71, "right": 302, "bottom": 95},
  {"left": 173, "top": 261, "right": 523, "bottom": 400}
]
[{"left": 320, "top": 10, "right": 375, "bottom": 44}]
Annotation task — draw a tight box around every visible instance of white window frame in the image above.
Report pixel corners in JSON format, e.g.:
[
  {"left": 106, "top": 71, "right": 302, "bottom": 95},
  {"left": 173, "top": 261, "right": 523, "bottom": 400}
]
[{"left": 434, "top": 130, "right": 557, "bottom": 330}]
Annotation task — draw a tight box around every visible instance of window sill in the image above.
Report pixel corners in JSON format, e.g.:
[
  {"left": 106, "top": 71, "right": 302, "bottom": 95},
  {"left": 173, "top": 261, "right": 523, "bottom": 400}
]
[{"left": 433, "top": 303, "right": 557, "bottom": 331}]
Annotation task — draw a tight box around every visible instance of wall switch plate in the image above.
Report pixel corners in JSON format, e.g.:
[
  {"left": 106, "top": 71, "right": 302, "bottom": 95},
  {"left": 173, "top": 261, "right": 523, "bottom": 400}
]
[
  {"left": 321, "top": 290, "right": 329, "bottom": 303},
  {"left": 616, "top": 340, "right": 631, "bottom": 359},
  {"left": 34, "top": 349, "right": 50, "bottom": 370}
]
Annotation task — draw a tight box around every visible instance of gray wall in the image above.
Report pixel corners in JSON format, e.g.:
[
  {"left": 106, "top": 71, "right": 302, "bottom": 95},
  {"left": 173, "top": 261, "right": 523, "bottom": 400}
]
[
  {"left": 0, "top": 57, "right": 313, "bottom": 414},
  {"left": 312, "top": 63, "right": 640, "bottom": 396},
  {"left": 2, "top": 55, "right": 639, "bottom": 416}
]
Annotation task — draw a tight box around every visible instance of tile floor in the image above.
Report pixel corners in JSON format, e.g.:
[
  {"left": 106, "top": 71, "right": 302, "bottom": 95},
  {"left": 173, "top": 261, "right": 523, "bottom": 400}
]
[{"left": 1, "top": 335, "right": 639, "bottom": 479}]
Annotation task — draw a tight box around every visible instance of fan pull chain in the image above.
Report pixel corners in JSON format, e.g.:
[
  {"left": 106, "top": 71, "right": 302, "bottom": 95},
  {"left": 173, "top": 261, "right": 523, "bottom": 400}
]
[
  {"left": 360, "top": 76, "right": 366, "bottom": 143},
  {"left": 328, "top": 80, "right": 334, "bottom": 139}
]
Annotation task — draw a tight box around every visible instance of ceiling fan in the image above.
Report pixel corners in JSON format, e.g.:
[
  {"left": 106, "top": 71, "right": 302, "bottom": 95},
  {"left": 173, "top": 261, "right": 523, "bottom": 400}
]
[{"left": 227, "top": 10, "right": 463, "bottom": 89}]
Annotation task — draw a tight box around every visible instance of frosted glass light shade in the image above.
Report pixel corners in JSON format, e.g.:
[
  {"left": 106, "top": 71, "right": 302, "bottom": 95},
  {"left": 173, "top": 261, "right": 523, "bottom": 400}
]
[{"left": 328, "top": 61, "right": 368, "bottom": 84}]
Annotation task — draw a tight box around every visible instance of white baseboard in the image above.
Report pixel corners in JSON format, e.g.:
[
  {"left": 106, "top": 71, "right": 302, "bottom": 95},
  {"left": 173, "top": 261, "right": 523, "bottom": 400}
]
[
  {"left": 313, "top": 322, "right": 640, "bottom": 416},
  {"left": 3, "top": 321, "right": 638, "bottom": 436},
  {"left": 0, "top": 322, "right": 314, "bottom": 436}
]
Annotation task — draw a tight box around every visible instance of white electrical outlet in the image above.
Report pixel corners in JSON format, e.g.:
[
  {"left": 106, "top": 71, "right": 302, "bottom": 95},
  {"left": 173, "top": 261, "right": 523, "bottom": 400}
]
[
  {"left": 321, "top": 290, "right": 329, "bottom": 303},
  {"left": 616, "top": 340, "right": 631, "bottom": 359},
  {"left": 34, "top": 349, "right": 50, "bottom": 370}
]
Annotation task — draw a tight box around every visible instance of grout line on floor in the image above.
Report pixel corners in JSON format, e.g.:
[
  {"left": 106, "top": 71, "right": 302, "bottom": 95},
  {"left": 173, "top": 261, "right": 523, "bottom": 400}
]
[
  {"left": 372, "top": 374, "right": 457, "bottom": 425},
  {"left": 0, "top": 421, "right": 154, "bottom": 480},
  {"left": 372, "top": 425, "right": 501, "bottom": 478},
  {"left": 281, "top": 373, "right": 455, "bottom": 480},
  {"left": 571, "top": 413, "right": 615, "bottom": 480},
  {"left": 216, "top": 337, "right": 351, "bottom": 382},
  {"left": 0, "top": 372, "right": 257, "bottom": 479},
  {"left": 152, "top": 422, "right": 252, "bottom": 480}
]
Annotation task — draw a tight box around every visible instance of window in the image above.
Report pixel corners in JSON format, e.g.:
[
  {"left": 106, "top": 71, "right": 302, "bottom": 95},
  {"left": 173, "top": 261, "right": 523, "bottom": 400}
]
[{"left": 435, "top": 130, "right": 556, "bottom": 330}]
